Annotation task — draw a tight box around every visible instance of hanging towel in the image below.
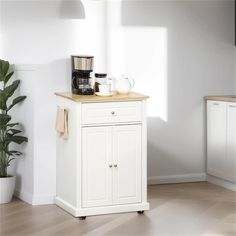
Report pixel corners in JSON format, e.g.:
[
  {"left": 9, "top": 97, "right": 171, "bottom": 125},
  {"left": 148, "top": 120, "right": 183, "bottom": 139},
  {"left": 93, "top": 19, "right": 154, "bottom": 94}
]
[{"left": 55, "top": 107, "right": 69, "bottom": 139}]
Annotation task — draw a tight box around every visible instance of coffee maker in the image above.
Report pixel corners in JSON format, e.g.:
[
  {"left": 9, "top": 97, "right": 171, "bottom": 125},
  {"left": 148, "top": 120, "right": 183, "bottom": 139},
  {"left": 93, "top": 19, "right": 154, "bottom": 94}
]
[{"left": 71, "top": 55, "right": 94, "bottom": 95}]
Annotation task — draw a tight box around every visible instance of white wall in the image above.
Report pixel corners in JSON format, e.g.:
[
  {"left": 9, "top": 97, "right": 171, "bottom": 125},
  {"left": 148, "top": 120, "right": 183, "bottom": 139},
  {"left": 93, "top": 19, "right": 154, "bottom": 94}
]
[
  {"left": 0, "top": 0, "right": 107, "bottom": 204},
  {"left": 107, "top": 0, "right": 235, "bottom": 183},
  {"left": 9, "top": 66, "right": 36, "bottom": 203},
  {"left": 0, "top": 0, "right": 235, "bottom": 204}
]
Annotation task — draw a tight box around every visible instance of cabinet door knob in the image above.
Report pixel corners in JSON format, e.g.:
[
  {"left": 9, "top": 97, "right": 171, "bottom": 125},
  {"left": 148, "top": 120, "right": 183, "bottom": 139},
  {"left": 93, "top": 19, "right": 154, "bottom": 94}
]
[
  {"left": 114, "top": 164, "right": 117, "bottom": 168},
  {"left": 213, "top": 103, "right": 219, "bottom": 106},
  {"left": 109, "top": 165, "right": 112, "bottom": 168},
  {"left": 111, "top": 111, "right": 115, "bottom": 115}
]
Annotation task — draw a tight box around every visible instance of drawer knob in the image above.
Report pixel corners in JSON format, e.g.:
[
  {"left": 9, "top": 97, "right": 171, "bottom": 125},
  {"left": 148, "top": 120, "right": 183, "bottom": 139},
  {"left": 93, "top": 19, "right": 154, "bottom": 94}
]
[
  {"left": 109, "top": 165, "right": 112, "bottom": 168},
  {"left": 114, "top": 164, "right": 117, "bottom": 168},
  {"left": 111, "top": 111, "right": 115, "bottom": 115}
]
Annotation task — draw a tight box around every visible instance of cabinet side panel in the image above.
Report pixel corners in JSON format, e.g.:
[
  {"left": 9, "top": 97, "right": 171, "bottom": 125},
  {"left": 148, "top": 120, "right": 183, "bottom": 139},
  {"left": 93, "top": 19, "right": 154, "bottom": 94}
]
[
  {"left": 56, "top": 97, "right": 79, "bottom": 208},
  {"left": 141, "top": 100, "right": 147, "bottom": 202},
  {"left": 207, "top": 101, "right": 227, "bottom": 179},
  {"left": 226, "top": 103, "right": 236, "bottom": 183}
]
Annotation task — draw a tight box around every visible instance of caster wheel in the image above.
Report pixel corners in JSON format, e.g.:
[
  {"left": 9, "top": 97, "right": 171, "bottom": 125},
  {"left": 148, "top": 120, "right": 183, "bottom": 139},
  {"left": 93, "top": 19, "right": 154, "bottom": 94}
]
[
  {"left": 79, "top": 216, "right": 86, "bottom": 220},
  {"left": 137, "top": 211, "right": 144, "bottom": 215}
]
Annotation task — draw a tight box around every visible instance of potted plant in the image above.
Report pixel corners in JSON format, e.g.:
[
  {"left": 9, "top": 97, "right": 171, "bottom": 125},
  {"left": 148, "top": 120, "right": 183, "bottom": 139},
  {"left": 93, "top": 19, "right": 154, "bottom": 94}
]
[{"left": 0, "top": 59, "right": 28, "bottom": 204}]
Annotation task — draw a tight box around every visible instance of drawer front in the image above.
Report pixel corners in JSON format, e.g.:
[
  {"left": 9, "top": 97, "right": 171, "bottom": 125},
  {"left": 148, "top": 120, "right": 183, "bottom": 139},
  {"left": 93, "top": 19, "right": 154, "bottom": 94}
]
[{"left": 82, "top": 101, "right": 142, "bottom": 125}]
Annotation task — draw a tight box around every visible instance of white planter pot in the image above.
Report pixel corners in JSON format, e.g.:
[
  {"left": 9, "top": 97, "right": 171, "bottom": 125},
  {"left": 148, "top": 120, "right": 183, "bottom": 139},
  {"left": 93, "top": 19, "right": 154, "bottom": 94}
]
[{"left": 0, "top": 176, "right": 16, "bottom": 204}]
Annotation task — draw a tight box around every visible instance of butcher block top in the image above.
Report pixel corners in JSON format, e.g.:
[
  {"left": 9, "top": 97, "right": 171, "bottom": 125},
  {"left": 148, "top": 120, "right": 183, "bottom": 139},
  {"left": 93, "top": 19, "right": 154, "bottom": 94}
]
[
  {"left": 204, "top": 96, "right": 236, "bottom": 103},
  {"left": 55, "top": 92, "right": 149, "bottom": 103}
]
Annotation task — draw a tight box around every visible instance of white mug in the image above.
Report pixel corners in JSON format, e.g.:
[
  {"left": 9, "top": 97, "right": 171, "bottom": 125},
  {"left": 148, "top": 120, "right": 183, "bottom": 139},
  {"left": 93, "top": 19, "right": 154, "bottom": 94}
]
[{"left": 99, "top": 84, "right": 111, "bottom": 95}]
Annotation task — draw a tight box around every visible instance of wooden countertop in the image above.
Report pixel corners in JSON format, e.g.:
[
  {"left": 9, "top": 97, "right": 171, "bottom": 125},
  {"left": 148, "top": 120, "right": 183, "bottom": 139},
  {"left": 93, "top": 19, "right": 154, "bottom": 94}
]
[
  {"left": 55, "top": 92, "right": 149, "bottom": 103},
  {"left": 204, "top": 95, "right": 236, "bottom": 103}
]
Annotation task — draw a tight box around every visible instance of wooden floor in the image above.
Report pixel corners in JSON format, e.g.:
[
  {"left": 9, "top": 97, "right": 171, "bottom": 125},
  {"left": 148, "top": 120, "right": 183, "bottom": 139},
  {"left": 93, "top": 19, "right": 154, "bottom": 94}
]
[{"left": 0, "top": 182, "right": 236, "bottom": 236}]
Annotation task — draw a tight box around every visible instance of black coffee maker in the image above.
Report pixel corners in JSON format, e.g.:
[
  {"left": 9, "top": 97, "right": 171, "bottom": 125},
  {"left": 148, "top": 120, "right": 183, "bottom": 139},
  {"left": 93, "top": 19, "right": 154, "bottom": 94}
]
[{"left": 71, "top": 55, "right": 94, "bottom": 95}]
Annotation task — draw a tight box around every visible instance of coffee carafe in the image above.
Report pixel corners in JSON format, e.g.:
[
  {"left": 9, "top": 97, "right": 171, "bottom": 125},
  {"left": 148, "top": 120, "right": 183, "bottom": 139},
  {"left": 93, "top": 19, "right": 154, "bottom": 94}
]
[{"left": 71, "top": 55, "right": 94, "bottom": 95}]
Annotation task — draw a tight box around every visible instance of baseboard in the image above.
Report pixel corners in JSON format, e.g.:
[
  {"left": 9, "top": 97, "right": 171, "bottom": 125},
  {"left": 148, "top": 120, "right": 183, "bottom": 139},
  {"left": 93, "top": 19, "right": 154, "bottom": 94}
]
[
  {"left": 32, "top": 195, "right": 55, "bottom": 205},
  {"left": 15, "top": 173, "right": 207, "bottom": 205},
  {"left": 14, "top": 190, "right": 34, "bottom": 205},
  {"left": 207, "top": 175, "right": 236, "bottom": 192},
  {"left": 14, "top": 190, "right": 55, "bottom": 205},
  {"left": 147, "top": 173, "right": 207, "bottom": 185}
]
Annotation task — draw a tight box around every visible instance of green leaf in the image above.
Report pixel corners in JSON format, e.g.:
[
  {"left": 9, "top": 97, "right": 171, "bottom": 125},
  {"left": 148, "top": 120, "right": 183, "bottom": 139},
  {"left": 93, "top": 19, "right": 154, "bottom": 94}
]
[
  {"left": 7, "top": 129, "right": 22, "bottom": 136},
  {"left": 0, "top": 91, "right": 7, "bottom": 110},
  {"left": 0, "top": 60, "right": 10, "bottom": 80},
  {"left": 4, "top": 71, "right": 14, "bottom": 85},
  {"left": 5, "top": 135, "right": 28, "bottom": 144},
  {"left": 0, "top": 88, "right": 7, "bottom": 110},
  {"left": 5, "top": 150, "right": 22, "bottom": 156},
  {"left": 2, "top": 61, "right": 9, "bottom": 75},
  {"left": 0, "top": 114, "right": 11, "bottom": 128},
  {"left": 4, "top": 80, "right": 20, "bottom": 99},
  {"left": 0, "top": 142, "right": 5, "bottom": 151},
  {"left": 5, "top": 122, "right": 19, "bottom": 128},
  {"left": 0, "top": 75, "right": 5, "bottom": 81},
  {"left": 7, "top": 96, "right": 27, "bottom": 111},
  {"left": 9, "top": 150, "right": 22, "bottom": 156}
]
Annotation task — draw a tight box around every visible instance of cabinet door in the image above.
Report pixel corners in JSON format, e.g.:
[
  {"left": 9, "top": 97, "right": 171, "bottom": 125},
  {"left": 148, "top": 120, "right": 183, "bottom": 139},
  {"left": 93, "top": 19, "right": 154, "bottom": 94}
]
[
  {"left": 226, "top": 103, "right": 236, "bottom": 183},
  {"left": 207, "top": 101, "right": 227, "bottom": 179},
  {"left": 112, "top": 125, "right": 142, "bottom": 205},
  {"left": 82, "top": 126, "right": 112, "bottom": 207}
]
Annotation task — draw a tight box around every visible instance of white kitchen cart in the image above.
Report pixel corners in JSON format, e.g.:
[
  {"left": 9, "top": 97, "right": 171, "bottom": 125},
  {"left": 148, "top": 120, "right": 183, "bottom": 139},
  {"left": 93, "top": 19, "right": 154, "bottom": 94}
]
[{"left": 55, "top": 92, "right": 149, "bottom": 219}]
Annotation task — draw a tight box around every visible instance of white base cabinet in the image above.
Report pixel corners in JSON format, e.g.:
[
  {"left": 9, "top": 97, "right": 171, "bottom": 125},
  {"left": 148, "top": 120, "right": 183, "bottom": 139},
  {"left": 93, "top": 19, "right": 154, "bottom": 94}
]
[
  {"left": 82, "top": 125, "right": 141, "bottom": 208},
  {"left": 207, "top": 100, "right": 236, "bottom": 189},
  {"left": 55, "top": 93, "right": 149, "bottom": 218}
]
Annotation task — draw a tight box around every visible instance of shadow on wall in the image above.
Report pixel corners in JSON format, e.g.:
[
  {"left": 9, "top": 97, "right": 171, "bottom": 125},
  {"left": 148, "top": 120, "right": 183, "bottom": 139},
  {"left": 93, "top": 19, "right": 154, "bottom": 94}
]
[
  {"left": 122, "top": 0, "right": 235, "bottom": 108},
  {"left": 59, "top": 0, "right": 86, "bottom": 19},
  {"left": 50, "top": 58, "right": 71, "bottom": 92},
  {"left": 0, "top": 0, "right": 89, "bottom": 64},
  {"left": 120, "top": 0, "right": 234, "bottom": 122},
  {"left": 0, "top": 0, "right": 86, "bottom": 20},
  {"left": 121, "top": 0, "right": 234, "bottom": 42},
  {"left": 119, "top": 0, "right": 235, "bottom": 178}
]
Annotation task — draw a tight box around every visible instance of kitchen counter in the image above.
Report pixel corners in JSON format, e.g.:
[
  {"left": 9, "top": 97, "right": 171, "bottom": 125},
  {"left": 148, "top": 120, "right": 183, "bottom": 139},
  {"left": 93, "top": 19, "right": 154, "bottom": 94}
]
[
  {"left": 55, "top": 92, "right": 149, "bottom": 103},
  {"left": 204, "top": 95, "right": 236, "bottom": 103}
]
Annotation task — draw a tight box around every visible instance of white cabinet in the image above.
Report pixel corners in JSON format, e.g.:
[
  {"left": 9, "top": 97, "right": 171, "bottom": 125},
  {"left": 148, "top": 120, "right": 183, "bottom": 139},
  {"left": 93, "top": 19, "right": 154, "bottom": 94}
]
[
  {"left": 82, "top": 125, "right": 142, "bottom": 208},
  {"left": 55, "top": 93, "right": 149, "bottom": 218},
  {"left": 112, "top": 125, "right": 141, "bottom": 205},
  {"left": 82, "top": 126, "right": 112, "bottom": 208},
  {"left": 207, "top": 100, "right": 236, "bottom": 186}
]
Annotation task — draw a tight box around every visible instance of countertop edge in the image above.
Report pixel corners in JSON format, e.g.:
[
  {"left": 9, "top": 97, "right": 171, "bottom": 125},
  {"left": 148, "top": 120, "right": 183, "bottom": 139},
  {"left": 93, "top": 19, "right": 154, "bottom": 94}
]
[
  {"left": 55, "top": 92, "right": 149, "bottom": 103},
  {"left": 204, "top": 96, "right": 236, "bottom": 103}
]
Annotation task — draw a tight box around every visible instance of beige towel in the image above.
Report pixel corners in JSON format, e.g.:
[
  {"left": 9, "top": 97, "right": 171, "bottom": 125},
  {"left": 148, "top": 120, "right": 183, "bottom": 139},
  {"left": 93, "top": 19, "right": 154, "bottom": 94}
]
[{"left": 55, "top": 107, "right": 69, "bottom": 139}]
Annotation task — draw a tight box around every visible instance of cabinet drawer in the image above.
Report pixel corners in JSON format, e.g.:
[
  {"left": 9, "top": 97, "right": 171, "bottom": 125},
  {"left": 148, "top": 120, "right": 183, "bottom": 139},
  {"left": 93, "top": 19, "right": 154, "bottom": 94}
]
[{"left": 82, "top": 101, "right": 142, "bottom": 125}]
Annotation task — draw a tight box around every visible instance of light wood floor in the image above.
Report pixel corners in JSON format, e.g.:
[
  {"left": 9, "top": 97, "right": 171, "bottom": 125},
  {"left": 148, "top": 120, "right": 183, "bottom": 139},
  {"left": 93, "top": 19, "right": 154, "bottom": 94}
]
[{"left": 0, "top": 182, "right": 236, "bottom": 236}]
